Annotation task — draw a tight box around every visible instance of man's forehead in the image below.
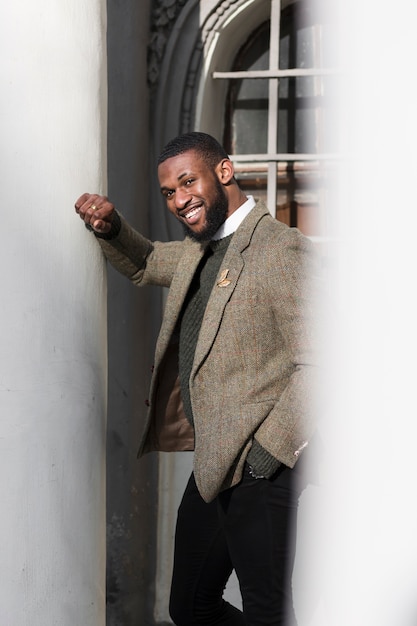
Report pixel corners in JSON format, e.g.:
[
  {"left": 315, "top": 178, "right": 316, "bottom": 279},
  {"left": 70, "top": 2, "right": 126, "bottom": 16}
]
[
  {"left": 158, "top": 150, "right": 207, "bottom": 179},
  {"left": 159, "top": 149, "right": 202, "bottom": 167}
]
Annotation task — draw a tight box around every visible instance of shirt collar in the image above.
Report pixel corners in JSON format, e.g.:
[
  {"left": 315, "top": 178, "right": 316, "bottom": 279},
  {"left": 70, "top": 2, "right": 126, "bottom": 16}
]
[{"left": 211, "top": 195, "right": 256, "bottom": 241}]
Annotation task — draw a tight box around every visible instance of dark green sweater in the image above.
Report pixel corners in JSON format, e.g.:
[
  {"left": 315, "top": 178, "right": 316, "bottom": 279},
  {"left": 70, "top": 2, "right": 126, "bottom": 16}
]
[
  {"left": 179, "top": 235, "right": 232, "bottom": 426},
  {"left": 178, "top": 235, "right": 280, "bottom": 479}
]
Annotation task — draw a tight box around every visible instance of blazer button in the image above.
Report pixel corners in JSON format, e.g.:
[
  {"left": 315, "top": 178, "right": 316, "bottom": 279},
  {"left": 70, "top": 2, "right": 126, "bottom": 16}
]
[
  {"left": 150, "top": 365, "right": 155, "bottom": 373},
  {"left": 144, "top": 399, "right": 150, "bottom": 407}
]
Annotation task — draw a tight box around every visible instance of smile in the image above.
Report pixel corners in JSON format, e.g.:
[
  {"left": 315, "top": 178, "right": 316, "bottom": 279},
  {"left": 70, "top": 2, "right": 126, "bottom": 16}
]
[{"left": 182, "top": 205, "right": 203, "bottom": 223}]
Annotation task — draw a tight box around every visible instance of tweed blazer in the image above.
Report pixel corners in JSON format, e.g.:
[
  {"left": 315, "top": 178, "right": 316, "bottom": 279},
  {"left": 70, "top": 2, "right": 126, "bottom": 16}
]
[{"left": 99, "top": 201, "right": 319, "bottom": 502}]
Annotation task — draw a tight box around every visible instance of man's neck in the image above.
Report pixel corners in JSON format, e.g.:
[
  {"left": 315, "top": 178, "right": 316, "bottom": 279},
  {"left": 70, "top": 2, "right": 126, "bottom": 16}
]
[{"left": 212, "top": 195, "right": 256, "bottom": 240}]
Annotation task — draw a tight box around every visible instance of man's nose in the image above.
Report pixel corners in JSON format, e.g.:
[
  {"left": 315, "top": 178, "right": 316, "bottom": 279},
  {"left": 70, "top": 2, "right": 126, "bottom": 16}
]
[{"left": 175, "top": 187, "right": 191, "bottom": 209}]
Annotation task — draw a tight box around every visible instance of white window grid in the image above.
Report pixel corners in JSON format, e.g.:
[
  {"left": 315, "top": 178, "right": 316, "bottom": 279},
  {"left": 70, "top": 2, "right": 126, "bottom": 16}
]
[{"left": 212, "top": 0, "right": 339, "bottom": 241}]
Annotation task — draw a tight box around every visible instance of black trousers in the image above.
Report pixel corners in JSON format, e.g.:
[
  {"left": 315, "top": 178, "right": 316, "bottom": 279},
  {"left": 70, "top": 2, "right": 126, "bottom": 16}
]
[{"left": 169, "top": 464, "right": 303, "bottom": 626}]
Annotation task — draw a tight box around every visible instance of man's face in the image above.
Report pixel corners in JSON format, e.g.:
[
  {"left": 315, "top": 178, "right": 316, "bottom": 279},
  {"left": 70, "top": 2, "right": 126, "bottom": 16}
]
[{"left": 158, "top": 150, "right": 230, "bottom": 242}]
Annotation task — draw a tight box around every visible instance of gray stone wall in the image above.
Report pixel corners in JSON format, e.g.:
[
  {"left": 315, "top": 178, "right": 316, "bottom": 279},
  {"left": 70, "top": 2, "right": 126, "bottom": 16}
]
[{"left": 106, "top": 0, "right": 160, "bottom": 623}]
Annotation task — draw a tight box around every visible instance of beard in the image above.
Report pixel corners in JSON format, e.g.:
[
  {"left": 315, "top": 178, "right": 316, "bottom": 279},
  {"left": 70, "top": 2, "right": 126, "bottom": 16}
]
[{"left": 181, "top": 177, "right": 229, "bottom": 243}]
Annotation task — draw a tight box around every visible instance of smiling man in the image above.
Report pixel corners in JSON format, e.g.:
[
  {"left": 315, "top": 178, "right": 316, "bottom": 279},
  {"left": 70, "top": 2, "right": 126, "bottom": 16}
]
[
  {"left": 75, "top": 132, "right": 319, "bottom": 626},
  {"left": 158, "top": 137, "right": 243, "bottom": 242}
]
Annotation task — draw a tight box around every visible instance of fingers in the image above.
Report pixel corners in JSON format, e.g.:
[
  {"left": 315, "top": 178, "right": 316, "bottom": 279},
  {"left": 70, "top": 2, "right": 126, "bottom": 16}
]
[{"left": 74, "top": 193, "right": 115, "bottom": 234}]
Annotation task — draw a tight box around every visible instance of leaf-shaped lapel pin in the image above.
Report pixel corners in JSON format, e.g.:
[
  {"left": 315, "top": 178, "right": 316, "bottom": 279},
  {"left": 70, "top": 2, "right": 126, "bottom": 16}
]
[{"left": 217, "top": 268, "right": 231, "bottom": 287}]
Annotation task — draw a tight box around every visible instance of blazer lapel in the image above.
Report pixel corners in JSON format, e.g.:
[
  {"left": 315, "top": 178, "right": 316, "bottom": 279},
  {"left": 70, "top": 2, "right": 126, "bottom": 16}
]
[
  {"left": 191, "top": 251, "right": 243, "bottom": 378},
  {"left": 191, "top": 201, "right": 270, "bottom": 378},
  {"left": 154, "top": 240, "right": 207, "bottom": 363}
]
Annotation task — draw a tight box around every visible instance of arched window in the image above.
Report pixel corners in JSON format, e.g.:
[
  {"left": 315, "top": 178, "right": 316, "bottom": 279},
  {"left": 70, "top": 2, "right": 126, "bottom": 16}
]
[{"left": 214, "top": 0, "right": 338, "bottom": 240}]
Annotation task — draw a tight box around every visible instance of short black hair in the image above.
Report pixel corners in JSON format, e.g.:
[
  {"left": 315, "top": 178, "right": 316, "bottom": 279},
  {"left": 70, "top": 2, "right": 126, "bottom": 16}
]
[{"left": 157, "top": 132, "right": 229, "bottom": 170}]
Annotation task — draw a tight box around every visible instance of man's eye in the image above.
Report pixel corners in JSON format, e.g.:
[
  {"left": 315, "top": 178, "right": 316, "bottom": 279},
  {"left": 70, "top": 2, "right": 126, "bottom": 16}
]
[{"left": 185, "top": 179, "right": 194, "bottom": 186}]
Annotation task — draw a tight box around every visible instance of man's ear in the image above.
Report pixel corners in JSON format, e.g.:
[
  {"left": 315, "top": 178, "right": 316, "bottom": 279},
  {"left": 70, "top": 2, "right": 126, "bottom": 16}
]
[{"left": 216, "top": 158, "right": 235, "bottom": 185}]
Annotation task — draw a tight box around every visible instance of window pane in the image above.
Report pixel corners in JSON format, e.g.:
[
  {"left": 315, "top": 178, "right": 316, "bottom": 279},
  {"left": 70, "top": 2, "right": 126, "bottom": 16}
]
[
  {"left": 278, "top": 76, "right": 317, "bottom": 153},
  {"left": 231, "top": 79, "right": 268, "bottom": 154},
  {"left": 225, "top": 23, "right": 269, "bottom": 154}
]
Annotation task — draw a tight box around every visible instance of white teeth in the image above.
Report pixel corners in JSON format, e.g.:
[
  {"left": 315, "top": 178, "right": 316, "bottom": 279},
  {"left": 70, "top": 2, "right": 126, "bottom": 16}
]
[{"left": 184, "top": 206, "right": 200, "bottom": 219}]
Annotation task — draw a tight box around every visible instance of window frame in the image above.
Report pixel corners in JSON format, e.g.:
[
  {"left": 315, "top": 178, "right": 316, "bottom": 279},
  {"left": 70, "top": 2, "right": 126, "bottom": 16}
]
[{"left": 211, "top": 0, "right": 339, "bottom": 240}]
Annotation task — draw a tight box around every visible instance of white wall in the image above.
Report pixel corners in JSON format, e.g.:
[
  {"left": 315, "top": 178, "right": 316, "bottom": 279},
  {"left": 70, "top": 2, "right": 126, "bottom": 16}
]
[{"left": 0, "top": 1, "right": 108, "bottom": 624}]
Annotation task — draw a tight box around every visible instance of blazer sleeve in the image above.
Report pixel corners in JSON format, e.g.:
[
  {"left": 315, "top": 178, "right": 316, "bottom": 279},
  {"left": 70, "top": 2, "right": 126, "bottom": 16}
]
[
  {"left": 251, "top": 228, "right": 321, "bottom": 469},
  {"left": 97, "top": 211, "right": 185, "bottom": 288}
]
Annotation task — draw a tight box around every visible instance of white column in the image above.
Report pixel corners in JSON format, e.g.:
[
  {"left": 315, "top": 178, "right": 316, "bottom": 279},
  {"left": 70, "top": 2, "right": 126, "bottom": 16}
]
[
  {"left": 310, "top": 3, "right": 417, "bottom": 626},
  {"left": 0, "top": 1, "right": 108, "bottom": 624}
]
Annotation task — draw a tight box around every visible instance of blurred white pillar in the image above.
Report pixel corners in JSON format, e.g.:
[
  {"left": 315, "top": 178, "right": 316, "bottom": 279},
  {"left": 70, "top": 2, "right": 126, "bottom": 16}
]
[
  {"left": 0, "top": 1, "right": 108, "bottom": 624},
  {"left": 311, "top": 3, "right": 417, "bottom": 626}
]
